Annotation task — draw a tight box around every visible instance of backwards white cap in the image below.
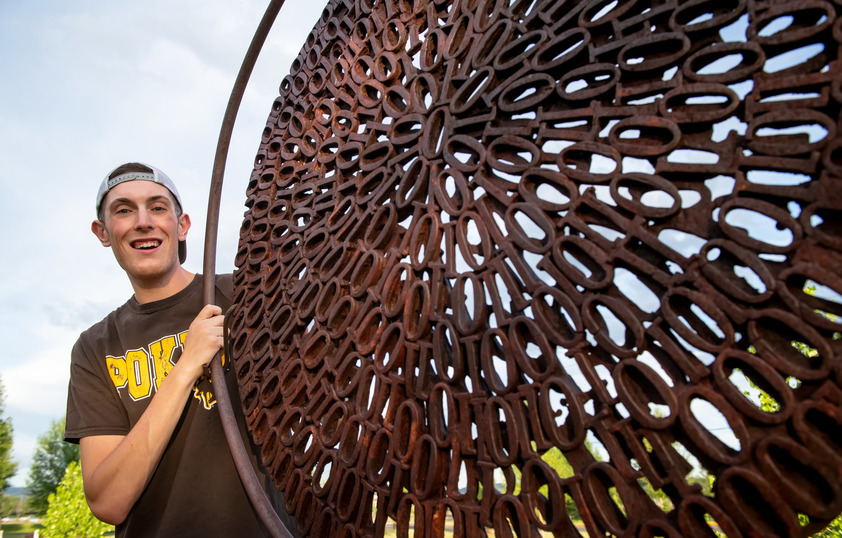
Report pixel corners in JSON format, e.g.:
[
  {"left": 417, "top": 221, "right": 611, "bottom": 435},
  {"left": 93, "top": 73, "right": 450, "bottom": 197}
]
[{"left": 95, "top": 162, "right": 187, "bottom": 264}]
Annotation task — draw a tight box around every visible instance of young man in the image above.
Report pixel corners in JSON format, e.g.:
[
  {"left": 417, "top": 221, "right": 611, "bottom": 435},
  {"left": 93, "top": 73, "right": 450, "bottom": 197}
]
[{"left": 64, "top": 163, "right": 295, "bottom": 537}]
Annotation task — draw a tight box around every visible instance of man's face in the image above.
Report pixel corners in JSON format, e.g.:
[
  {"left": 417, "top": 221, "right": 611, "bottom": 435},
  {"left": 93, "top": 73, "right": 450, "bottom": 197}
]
[{"left": 92, "top": 180, "right": 189, "bottom": 284}]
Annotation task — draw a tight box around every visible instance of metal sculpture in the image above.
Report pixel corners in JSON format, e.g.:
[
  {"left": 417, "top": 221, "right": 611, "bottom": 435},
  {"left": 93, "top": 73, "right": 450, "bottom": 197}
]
[{"left": 226, "top": 0, "right": 842, "bottom": 536}]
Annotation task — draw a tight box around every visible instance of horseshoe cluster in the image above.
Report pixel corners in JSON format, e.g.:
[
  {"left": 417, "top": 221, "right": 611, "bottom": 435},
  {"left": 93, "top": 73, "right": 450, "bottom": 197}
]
[{"left": 228, "top": 0, "right": 842, "bottom": 536}]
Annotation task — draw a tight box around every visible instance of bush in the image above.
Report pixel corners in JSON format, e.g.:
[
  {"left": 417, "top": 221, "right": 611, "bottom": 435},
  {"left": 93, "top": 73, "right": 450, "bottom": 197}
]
[{"left": 41, "top": 461, "right": 113, "bottom": 538}]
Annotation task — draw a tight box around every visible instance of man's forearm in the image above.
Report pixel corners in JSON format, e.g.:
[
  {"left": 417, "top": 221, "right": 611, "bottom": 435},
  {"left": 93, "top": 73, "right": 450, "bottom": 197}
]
[{"left": 80, "top": 362, "right": 200, "bottom": 524}]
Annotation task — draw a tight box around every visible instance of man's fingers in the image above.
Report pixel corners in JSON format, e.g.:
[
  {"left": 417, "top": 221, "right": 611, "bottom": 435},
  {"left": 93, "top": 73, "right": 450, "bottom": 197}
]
[{"left": 196, "top": 304, "right": 223, "bottom": 320}]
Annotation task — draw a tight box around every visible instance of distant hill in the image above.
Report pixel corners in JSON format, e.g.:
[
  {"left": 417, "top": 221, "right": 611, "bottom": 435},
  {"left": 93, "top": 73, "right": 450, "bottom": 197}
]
[{"left": 2, "top": 487, "right": 28, "bottom": 497}]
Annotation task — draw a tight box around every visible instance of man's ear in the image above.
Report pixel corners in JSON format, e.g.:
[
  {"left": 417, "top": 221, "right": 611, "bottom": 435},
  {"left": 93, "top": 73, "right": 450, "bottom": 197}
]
[
  {"left": 177, "top": 213, "right": 191, "bottom": 242},
  {"left": 91, "top": 220, "right": 111, "bottom": 247}
]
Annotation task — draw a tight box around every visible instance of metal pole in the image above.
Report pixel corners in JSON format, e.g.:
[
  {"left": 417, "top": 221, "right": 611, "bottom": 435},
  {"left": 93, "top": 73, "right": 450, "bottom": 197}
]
[{"left": 202, "top": 1, "right": 293, "bottom": 536}]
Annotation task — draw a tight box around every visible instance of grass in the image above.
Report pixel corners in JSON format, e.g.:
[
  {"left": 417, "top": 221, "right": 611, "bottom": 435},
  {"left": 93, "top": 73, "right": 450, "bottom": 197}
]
[{"left": 1, "top": 521, "right": 45, "bottom": 535}]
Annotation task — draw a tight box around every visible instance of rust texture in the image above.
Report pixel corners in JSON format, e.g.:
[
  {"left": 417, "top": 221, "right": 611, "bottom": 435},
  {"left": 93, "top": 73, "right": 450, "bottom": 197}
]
[{"left": 228, "top": 0, "right": 842, "bottom": 536}]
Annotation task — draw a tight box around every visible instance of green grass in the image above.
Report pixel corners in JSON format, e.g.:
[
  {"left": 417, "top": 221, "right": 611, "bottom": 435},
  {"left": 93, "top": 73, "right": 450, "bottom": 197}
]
[{"left": 1, "top": 522, "right": 44, "bottom": 532}]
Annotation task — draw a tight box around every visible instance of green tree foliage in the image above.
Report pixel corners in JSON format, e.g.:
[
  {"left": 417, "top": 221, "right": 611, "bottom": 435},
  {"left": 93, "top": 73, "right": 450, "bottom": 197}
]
[
  {"left": 813, "top": 517, "right": 842, "bottom": 538},
  {"left": 541, "top": 447, "right": 581, "bottom": 519},
  {"left": 507, "top": 446, "right": 583, "bottom": 520},
  {"left": 0, "top": 378, "right": 18, "bottom": 491},
  {"left": 41, "top": 461, "right": 113, "bottom": 538},
  {"left": 26, "top": 417, "right": 80, "bottom": 514},
  {"left": 0, "top": 493, "right": 22, "bottom": 518}
]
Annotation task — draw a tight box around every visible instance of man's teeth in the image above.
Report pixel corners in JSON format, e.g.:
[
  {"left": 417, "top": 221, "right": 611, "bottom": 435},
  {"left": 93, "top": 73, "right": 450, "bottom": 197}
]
[{"left": 135, "top": 241, "right": 160, "bottom": 249}]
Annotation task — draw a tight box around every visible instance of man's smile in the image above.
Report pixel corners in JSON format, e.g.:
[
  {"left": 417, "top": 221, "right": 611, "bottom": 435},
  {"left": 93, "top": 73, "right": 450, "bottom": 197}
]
[{"left": 132, "top": 240, "right": 162, "bottom": 250}]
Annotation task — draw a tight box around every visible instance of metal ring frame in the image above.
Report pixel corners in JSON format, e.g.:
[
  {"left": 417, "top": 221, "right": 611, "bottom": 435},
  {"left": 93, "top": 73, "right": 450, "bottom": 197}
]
[{"left": 201, "top": 0, "right": 293, "bottom": 536}]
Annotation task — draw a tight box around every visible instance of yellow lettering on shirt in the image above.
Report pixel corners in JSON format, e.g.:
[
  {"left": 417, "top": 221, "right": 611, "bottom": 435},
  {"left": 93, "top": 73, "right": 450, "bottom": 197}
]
[
  {"left": 106, "top": 330, "right": 217, "bottom": 409},
  {"left": 193, "top": 380, "right": 217, "bottom": 410},
  {"left": 150, "top": 336, "right": 178, "bottom": 391},
  {"left": 126, "top": 349, "right": 153, "bottom": 401},
  {"left": 106, "top": 356, "right": 128, "bottom": 388}
]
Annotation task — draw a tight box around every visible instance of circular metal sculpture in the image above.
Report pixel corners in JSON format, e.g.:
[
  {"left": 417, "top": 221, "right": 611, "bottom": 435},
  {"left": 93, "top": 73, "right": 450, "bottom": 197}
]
[{"left": 228, "top": 0, "right": 842, "bottom": 536}]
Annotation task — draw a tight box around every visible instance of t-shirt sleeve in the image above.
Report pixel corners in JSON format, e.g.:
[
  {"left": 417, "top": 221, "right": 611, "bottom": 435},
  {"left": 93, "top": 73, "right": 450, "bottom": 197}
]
[
  {"left": 64, "top": 334, "right": 131, "bottom": 443},
  {"left": 216, "top": 273, "right": 234, "bottom": 307}
]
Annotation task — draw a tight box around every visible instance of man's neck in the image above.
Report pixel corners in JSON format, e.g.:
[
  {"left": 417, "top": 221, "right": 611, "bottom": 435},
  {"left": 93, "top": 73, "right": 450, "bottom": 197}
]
[{"left": 130, "top": 267, "right": 195, "bottom": 304}]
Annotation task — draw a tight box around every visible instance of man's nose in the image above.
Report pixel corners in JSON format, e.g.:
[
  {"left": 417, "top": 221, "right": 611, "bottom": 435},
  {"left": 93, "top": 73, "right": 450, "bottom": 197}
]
[{"left": 134, "top": 208, "right": 154, "bottom": 228}]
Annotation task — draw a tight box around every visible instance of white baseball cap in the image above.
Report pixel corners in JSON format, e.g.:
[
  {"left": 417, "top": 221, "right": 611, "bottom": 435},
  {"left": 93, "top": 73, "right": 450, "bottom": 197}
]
[{"left": 95, "top": 162, "right": 187, "bottom": 264}]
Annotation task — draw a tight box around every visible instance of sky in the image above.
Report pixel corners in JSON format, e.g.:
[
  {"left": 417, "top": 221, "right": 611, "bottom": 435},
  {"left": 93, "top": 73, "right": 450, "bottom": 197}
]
[{"left": 0, "top": 0, "right": 327, "bottom": 488}]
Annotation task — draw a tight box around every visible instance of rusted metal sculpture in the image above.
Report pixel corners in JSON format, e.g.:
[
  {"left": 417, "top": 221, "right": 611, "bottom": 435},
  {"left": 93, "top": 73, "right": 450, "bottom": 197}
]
[{"left": 226, "top": 0, "right": 842, "bottom": 536}]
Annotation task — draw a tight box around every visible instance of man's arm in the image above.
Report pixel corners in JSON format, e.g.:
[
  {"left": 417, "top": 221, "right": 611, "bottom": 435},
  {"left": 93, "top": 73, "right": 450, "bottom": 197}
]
[{"left": 79, "top": 304, "right": 224, "bottom": 525}]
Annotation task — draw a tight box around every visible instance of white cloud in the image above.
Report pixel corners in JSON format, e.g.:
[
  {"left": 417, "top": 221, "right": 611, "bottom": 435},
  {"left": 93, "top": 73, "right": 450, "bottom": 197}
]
[{"left": 4, "top": 325, "right": 77, "bottom": 416}]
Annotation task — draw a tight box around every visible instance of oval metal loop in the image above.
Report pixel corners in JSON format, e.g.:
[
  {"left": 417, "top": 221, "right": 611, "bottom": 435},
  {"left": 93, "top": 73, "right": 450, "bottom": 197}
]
[
  {"left": 614, "top": 359, "right": 678, "bottom": 429},
  {"left": 712, "top": 349, "right": 795, "bottom": 425}
]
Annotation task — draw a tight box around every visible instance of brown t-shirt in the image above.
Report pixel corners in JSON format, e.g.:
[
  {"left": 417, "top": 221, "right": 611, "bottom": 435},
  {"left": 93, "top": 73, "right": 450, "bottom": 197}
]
[{"left": 65, "top": 274, "right": 293, "bottom": 537}]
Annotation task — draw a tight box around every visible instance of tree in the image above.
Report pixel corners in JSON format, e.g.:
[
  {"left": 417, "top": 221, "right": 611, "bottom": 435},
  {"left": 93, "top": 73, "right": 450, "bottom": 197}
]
[
  {"left": 0, "top": 492, "right": 22, "bottom": 518},
  {"left": 541, "top": 447, "right": 582, "bottom": 519},
  {"left": 41, "top": 461, "right": 113, "bottom": 538},
  {"left": 507, "top": 445, "right": 584, "bottom": 520},
  {"left": 26, "top": 417, "right": 80, "bottom": 514},
  {"left": 0, "top": 377, "right": 18, "bottom": 491}
]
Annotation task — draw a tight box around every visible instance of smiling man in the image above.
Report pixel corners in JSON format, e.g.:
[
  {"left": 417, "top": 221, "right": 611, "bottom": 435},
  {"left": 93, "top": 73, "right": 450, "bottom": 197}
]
[{"left": 63, "top": 163, "right": 296, "bottom": 537}]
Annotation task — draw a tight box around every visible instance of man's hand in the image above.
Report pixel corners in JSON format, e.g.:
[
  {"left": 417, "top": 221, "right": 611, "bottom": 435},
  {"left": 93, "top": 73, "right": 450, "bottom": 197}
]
[{"left": 179, "top": 304, "right": 224, "bottom": 381}]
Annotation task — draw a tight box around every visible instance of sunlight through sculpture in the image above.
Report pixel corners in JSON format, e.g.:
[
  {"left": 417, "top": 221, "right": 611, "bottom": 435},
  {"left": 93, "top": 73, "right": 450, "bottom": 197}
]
[{"left": 225, "top": 0, "right": 842, "bottom": 536}]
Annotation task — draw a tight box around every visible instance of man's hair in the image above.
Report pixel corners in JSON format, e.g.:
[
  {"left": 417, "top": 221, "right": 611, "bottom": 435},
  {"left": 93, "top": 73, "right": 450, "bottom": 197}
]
[{"left": 97, "top": 163, "right": 183, "bottom": 222}]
